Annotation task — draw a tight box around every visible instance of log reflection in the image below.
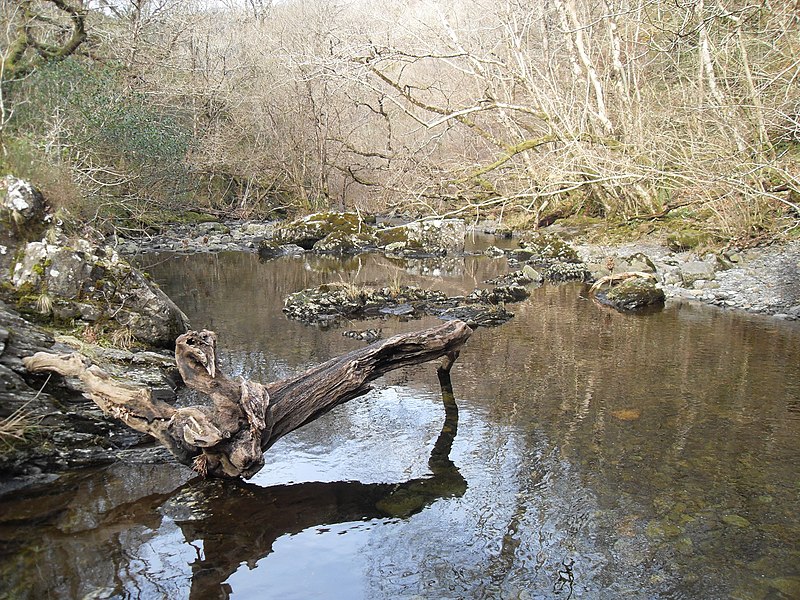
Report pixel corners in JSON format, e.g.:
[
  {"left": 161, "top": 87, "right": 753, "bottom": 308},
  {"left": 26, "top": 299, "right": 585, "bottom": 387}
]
[{"left": 179, "top": 370, "right": 466, "bottom": 599}]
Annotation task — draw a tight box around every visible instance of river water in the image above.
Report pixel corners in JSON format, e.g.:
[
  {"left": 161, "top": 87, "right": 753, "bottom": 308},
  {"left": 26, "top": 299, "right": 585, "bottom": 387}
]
[{"left": 2, "top": 249, "right": 800, "bottom": 600}]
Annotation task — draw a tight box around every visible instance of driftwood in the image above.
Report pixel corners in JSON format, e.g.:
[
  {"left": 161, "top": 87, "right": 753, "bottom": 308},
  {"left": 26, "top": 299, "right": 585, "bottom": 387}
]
[{"left": 23, "top": 320, "right": 472, "bottom": 479}]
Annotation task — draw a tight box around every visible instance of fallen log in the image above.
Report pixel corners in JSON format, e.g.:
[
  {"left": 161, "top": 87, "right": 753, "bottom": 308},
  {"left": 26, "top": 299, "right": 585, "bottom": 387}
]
[{"left": 23, "top": 320, "right": 472, "bottom": 479}]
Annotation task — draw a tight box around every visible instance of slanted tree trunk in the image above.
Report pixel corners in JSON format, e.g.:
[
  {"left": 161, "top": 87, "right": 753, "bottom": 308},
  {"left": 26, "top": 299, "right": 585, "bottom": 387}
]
[{"left": 23, "top": 320, "right": 472, "bottom": 479}]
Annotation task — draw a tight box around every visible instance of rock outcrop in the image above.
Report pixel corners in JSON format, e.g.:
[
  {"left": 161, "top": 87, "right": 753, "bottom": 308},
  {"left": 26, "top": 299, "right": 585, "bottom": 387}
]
[
  {"left": 2, "top": 178, "right": 189, "bottom": 348},
  {"left": 0, "top": 301, "right": 179, "bottom": 481}
]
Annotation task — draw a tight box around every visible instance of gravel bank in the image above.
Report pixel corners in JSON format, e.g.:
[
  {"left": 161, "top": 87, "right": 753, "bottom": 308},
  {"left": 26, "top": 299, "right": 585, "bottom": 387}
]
[{"left": 577, "top": 239, "right": 800, "bottom": 320}]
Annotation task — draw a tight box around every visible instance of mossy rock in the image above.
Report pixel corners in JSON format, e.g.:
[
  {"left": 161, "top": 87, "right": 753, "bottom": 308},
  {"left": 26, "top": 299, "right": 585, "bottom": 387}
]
[
  {"left": 274, "top": 212, "right": 371, "bottom": 249},
  {"left": 518, "top": 231, "right": 580, "bottom": 263},
  {"left": 376, "top": 219, "right": 466, "bottom": 254},
  {"left": 375, "top": 225, "right": 409, "bottom": 247},
  {"left": 601, "top": 277, "right": 665, "bottom": 311},
  {"left": 666, "top": 229, "right": 709, "bottom": 252},
  {"left": 313, "top": 230, "right": 378, "bottom": 254}
]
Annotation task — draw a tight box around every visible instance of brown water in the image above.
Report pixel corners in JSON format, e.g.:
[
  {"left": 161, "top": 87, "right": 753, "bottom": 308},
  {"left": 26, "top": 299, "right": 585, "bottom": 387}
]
[{"left": 2, "top": 250, "right": 800, "bottom": 600}]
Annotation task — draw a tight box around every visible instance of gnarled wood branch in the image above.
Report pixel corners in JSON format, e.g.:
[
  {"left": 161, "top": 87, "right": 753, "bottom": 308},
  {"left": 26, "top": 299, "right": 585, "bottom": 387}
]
[{"left": 23, "top": 320, "right": 472, "bottom": 479}]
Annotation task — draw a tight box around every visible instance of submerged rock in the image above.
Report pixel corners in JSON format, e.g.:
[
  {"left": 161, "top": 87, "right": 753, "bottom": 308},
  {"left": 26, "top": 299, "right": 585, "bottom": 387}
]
[{"left": 435, "top": 305, "right": 515, "bottom": 327}]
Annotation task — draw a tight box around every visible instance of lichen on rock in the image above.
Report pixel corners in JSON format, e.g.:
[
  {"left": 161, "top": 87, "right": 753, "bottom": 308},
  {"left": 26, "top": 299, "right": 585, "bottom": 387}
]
[
  {"left": 376, "top": 219, "right": 466, "bottom": 257},
  {"left": 2, "top": 177, "right": 189, "bottom": 348},
  {"left": 597, "top": 277, "right": 666, "bottom": 311},
  {"left": 274, "top": 212, "right": 370, "bottom": 249}
]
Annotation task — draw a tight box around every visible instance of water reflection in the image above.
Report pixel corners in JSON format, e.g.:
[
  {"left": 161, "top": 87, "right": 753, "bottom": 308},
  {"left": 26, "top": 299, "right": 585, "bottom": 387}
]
[
  {"left": 2, "top": 250, "right": 800, "bottom": 600},
  {"left": 0, "top": 371, "right": 465, "bottom": 600},
  {"left": 177, "top": 370, "right": 464, "bottom": 600}
]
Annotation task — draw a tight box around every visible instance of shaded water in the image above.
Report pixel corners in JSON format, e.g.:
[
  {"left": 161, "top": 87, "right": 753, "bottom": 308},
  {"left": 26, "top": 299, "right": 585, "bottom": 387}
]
[{"left": 2, "top": 250, "right": 800, "bottom": 599}]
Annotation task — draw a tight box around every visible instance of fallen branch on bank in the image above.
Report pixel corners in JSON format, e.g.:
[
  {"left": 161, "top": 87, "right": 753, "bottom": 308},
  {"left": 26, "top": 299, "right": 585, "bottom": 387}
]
[{"left": 23, "top": 320, "right": 472, "bottom": 479}]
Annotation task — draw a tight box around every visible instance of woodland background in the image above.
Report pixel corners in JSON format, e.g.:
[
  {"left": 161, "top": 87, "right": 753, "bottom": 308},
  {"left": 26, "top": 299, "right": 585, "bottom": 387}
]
[{"left": 1, "top": 0, "right": 798, "bottom": 242}]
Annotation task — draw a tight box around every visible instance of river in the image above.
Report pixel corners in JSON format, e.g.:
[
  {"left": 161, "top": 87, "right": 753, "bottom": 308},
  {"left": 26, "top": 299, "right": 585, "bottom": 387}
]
[{"left": 2, "top": 249, "right": 800, "bottom": 599}]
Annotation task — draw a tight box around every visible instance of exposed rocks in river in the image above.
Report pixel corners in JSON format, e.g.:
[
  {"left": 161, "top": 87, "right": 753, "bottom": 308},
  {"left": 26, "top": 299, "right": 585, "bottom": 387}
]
[
  {"left": 378, "top": 219, "right": 466, "bottom": 257},
  {"left": 593, "top": 276, "right": 666, "bottom": 312},
  {"left": 269, "top": 213, "right": 468, "bottom": 258},
  {"left": 283, "top": 281, "right": 528, "bottom": 328},
  {"left": 503, "top": 232, "right": 591, "bottom": 283},
  {"left": 313, "top": 229, "right": 379, "bottom": 254},
  {"left": 274, "top": 212, "right": 372, "bottom": 250}
]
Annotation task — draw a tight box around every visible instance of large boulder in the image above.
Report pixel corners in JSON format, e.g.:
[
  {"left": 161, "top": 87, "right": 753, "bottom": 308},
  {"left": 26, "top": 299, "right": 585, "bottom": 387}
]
[
  {"left": 313, "top": 229, "right": 378, "bottom": 254},
  {"left": 0, "top": 176, "right": 49, "bottom": 274},
  {"left": 11, "top": 239, "right": 189, "bottom": 348},
  {"left": 1, "top": 177, "right": 189, "bottom": 348},
  {"left": 598, "top": 277, "right": 666, "bottom": 311},
  {"left": 274, "top": 212, "right": 372, "bottom": 250},
  {"left": 376, "top": 219, "right": 466, "bottom": 256}
]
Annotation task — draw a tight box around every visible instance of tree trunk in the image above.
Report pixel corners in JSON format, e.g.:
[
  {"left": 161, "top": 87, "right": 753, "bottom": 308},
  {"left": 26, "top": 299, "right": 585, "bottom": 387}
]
[{"left": 23, "top": 320, "right": 472, "bottom": 479}]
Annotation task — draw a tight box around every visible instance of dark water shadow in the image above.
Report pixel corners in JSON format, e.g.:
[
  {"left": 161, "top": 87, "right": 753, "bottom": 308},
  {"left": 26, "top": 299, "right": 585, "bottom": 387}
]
[{"left": 175, "top": 369, "right": 465, "bottom": 600}]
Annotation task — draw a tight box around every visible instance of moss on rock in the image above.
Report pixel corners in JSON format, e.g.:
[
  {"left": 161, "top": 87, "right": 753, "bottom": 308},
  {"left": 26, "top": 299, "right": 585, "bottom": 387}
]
[
  {"left": 603, "top": 277, "right": 666, "bottom": 311},
  {"left": 274, "top": 212, "right": 370, "bottom": 249},
  {"left": 518, "top": 231, "right": 580, "bottom": 263}
]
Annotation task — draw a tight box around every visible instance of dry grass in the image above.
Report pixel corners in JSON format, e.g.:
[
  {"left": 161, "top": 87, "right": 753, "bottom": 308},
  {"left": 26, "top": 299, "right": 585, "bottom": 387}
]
[
  {"left": 109, "top": 326, "right": 134, "bottom": 350},
  {"left": 0, "top": 401, "right": 41, "bottom": 450}
]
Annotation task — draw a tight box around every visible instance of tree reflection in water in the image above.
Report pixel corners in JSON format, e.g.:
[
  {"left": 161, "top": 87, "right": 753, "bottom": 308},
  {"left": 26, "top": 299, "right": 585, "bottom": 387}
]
[
  {"left": 0, "top": 371, "right": 464, "bottom": 599},
  {"left": 174, "top": 369, "right": 464, "bottom": 599}
]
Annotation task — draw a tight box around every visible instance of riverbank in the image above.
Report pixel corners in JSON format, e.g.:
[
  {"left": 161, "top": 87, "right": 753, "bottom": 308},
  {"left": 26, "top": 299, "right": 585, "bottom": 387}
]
[
  {"left": 116, "top": 217, "right": 800, "bottom": 320},
  {"left": 575, "top": 238, "right": 800, "bottom": 320}
]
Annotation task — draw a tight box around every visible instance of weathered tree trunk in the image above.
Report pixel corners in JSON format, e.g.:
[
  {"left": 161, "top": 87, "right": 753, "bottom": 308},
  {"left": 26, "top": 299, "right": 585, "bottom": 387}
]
[{"left": 23, "top": 320, "right": 472, "bottom": 479}]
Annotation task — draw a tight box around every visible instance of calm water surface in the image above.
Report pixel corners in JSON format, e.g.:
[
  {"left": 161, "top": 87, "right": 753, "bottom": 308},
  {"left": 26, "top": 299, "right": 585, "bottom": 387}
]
[{"left": 2, "top": 249, "right": 800, "bottom": 600}]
